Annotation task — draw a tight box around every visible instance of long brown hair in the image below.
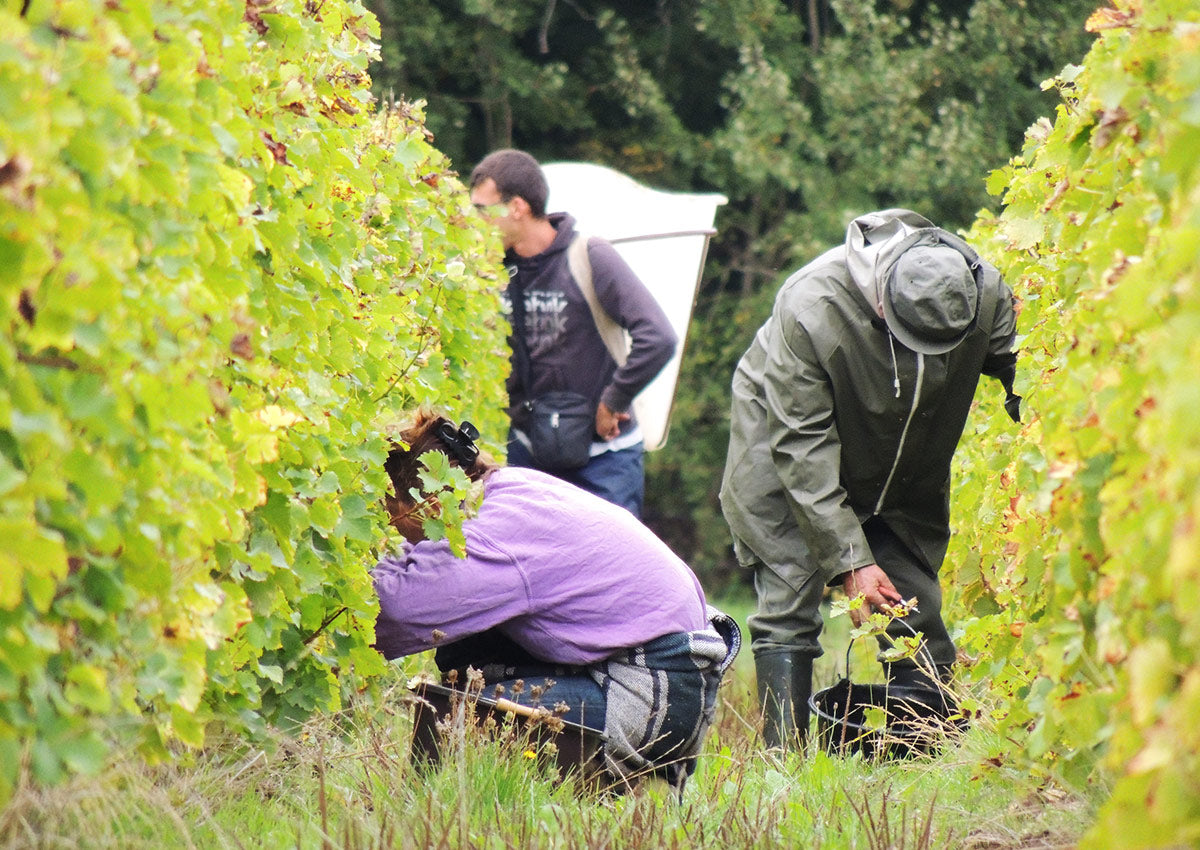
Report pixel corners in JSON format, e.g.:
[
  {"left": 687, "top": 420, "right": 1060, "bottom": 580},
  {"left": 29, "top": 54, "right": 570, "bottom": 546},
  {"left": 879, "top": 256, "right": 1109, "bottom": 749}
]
[{"left": 384, "top": 410, "right": 499, "bottom": 504}]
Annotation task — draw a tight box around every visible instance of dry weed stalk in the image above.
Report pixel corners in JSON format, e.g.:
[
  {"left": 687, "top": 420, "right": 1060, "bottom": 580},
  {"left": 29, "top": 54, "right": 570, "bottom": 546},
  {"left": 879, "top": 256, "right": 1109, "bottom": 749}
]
[{"left": 845, "top": 786, "right": 945, "bottom": 850}]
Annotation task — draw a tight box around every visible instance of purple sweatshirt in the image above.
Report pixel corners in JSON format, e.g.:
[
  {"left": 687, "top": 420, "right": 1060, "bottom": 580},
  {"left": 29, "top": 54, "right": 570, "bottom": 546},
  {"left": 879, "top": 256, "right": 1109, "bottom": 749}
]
[{"left": 372, "top": 467, "right": 709, "bottom": 665}]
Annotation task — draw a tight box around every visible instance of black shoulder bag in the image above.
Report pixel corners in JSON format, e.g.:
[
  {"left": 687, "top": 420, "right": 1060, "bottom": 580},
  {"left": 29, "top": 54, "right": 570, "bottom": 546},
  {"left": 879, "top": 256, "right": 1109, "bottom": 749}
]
[{"left": 509, "top": 273, "right": 596, "bottom": 471}]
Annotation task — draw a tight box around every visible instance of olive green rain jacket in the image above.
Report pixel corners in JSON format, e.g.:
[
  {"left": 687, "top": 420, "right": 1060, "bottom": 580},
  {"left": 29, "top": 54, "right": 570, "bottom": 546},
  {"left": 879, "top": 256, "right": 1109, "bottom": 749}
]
[{"left": 719, "top": 209, "right": 1018, "bottom": 592}]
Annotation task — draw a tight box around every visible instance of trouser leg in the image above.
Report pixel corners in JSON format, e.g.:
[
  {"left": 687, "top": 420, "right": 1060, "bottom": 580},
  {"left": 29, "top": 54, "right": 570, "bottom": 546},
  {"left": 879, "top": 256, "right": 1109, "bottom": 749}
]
[
  {"left": 508, "top": 427, "right": 645, "bottom": 517},
  {"left": 861, "top": 518, "right": 956, "bottom": 689},
  {"left": 561, "top": 443, "right": 645, "bottom": 518},
  {"left": 492, "top": 674, "right": 607, "bottom": 732},
  {"left": 504, "top": 429, "right": 536, "bottom": 468}
]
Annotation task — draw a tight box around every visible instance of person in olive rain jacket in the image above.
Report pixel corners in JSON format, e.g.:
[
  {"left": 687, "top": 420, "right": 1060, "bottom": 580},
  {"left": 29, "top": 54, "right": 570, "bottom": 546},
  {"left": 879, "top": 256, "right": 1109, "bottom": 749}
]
[{"left": 719, "top": 209, "right": 1021, "bottom": 750}]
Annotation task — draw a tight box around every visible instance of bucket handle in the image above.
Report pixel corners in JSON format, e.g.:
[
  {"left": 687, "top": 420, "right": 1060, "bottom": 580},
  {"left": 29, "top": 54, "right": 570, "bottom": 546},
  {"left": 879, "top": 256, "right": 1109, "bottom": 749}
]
[{"left": 841, "top": 615, "right": 938, "bottom": 681}]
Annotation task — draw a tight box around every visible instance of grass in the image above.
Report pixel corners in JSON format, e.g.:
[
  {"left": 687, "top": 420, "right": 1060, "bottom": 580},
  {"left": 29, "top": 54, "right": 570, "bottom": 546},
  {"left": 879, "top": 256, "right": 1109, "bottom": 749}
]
[{"left": 0, "top": 597, "right": 1103, "bottom": 849}]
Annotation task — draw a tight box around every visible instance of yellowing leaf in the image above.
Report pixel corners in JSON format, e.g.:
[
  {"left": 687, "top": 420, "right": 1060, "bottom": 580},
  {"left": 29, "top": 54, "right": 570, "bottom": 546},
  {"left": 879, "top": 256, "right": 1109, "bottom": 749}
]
[
  {"left": 0, "top": 561, "right": 19, "bottom": 610},
  {"left": 256, "top": 405, "right": 302, "bottom": 430},
  {"left": 0, "top": 521, "right": 68, "bottom": 610},
  {"left": 215, "top": 163, "right": 253, "bottom": 210},
  {"left": 244, "top": 432, "right": 280, "bottom": 464},
  {"left": 1004, "top": 216, "right": 1045, "bottom": 250},
  {"left": 65, "top": 665, "right": 111, "bottom": 714},
  {"left": 278, "top": 77, "right": 304, "bottom": 105},
  {"left": 1128, "top": 640, "right": 1176, "bottom": 727},
  {"left": 1127, "top": 737, "right": 1172, "bottom": 774},
  {"left": 1085, "top": 6, "right": 1137, "bottom": 32}
]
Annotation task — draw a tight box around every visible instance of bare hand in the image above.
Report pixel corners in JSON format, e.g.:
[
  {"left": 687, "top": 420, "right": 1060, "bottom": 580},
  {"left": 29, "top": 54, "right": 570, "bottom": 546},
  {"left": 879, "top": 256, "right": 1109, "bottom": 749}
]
[
  {"left": 842, "top": 564, "right": 903, "bottom": 627},
  {"left": 595, "top": 402, "right": 630, "bottom": 441}
]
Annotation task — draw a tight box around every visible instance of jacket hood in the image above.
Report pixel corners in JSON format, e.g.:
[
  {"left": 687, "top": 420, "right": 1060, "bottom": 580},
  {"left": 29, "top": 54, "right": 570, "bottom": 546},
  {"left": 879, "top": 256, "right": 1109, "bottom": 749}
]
[
  {"left": 504, "top": 212, "right": 577, "bottom": 265},
  {"left": 845, "top": 208, "right": 985, "bottom": 354},
  {"left": 844, "top": 208, "right": 937, "bottom": 316},
  {"left": 545, "top": 212, "right": 577, "bottom": 254}
]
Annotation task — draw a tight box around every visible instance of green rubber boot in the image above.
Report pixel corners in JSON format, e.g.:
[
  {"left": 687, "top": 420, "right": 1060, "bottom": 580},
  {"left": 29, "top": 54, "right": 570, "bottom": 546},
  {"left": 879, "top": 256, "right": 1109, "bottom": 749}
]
[{"left": 755, "top": 651, "right": 814, "bottom": 751}]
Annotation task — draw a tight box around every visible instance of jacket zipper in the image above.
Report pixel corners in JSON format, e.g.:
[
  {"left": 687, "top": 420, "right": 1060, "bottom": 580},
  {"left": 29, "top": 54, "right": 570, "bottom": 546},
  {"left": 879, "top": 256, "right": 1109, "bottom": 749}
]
[{"left": 874, "top": 350, "right": 925, "bottom": 515}]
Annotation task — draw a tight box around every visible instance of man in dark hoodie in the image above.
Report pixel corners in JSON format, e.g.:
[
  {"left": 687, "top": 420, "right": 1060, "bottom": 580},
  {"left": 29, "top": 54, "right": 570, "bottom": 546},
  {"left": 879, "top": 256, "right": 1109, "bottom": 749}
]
[
  {"left": 719, "top": 209, "right": 1022, "bottom": 751},
  {"left": 469, "top": 149, "right": 677, "bottom": 518}
]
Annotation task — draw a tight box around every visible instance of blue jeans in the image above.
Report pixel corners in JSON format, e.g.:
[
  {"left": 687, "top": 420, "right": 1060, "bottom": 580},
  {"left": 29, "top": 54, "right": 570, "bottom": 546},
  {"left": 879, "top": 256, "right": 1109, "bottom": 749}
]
[
  {"left": 434, "top": 630, "right": 606, "bottom": 731},
  {"left": 493, "top": 674, "right": 607, "bottom": 732},
  {"left": 506, "top": 429, "right": 645, "bottom": 517}
]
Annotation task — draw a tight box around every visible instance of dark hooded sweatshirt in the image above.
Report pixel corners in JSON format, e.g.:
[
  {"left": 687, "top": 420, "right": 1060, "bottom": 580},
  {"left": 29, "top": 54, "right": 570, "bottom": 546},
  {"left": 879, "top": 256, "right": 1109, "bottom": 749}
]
[{"left": 504, "top": 213, "right": 677, "bottom": 442}]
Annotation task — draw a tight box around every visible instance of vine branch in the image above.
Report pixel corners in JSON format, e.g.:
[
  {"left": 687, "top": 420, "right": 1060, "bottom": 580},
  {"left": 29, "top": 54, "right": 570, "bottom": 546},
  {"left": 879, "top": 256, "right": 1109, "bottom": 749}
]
[
  {"left": 303, "top": 606, "right": 348, "bottom": 646},
  {"left": 372, "top": 264, "right": 447, "bottom": 403}
]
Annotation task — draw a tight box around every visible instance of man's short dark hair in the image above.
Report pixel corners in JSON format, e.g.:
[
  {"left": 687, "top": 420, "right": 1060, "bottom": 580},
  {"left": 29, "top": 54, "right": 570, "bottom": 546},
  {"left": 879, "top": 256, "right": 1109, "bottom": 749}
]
[{"left": 469, "top": 148, "right": 549, "bottom": 218}]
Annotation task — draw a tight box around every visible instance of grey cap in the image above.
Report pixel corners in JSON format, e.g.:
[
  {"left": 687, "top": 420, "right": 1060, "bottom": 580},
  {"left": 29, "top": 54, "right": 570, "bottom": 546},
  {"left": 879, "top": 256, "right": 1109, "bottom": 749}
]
[{"left": 882, "top": 244, "right": 979, "bottom": 354}]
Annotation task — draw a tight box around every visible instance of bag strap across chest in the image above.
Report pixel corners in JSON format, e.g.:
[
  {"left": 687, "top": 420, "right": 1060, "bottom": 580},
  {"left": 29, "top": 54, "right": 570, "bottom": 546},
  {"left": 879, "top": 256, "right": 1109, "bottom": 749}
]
[{"left": 567, "top": 234, "right": 630, "bottom": 368}]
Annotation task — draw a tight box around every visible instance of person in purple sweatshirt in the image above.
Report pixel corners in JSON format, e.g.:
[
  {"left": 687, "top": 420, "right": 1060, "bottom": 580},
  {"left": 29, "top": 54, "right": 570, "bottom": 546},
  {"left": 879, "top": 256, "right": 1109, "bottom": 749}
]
[
  {"left": 372, "top": 411, "right": 739, "bottom": 789},
  {"left": 468, "top": 149, "right": 677, "bottom": 518}
]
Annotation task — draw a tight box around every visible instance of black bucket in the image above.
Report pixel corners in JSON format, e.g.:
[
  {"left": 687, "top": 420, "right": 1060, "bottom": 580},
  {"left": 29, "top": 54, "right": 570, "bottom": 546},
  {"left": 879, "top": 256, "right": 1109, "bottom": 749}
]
[
  {"left": 408, "top": 681, "right": 606, "bottom": 780},
  {"left": 808, "top": 621, "right": 967, "bottom": 759},
  {"left": 808, "top": 677, "right": 965, "bottom": 759}
]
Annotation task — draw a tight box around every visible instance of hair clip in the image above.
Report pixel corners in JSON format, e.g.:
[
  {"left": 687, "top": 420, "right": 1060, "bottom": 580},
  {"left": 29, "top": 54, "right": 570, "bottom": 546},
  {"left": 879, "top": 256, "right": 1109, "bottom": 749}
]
[{"left": 435, "top": 420, "right": 480, "bottom": 466}]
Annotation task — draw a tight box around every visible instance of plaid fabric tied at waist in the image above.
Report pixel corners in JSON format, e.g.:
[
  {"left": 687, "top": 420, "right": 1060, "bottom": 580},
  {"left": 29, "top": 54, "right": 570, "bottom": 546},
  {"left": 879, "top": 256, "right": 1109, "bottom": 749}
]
[{"left": 588, "top": 607, "right": 741, "bottom": 789}]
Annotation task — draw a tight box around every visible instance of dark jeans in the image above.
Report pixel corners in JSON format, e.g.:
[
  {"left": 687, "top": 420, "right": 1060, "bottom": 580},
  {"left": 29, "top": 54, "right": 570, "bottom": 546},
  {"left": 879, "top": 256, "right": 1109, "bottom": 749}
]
[
  {"left": 435, "top": 630, "right": 606, "bottom": 731},
  {"left": 506, "top": 429, "right": 645, "bottom": 517}
]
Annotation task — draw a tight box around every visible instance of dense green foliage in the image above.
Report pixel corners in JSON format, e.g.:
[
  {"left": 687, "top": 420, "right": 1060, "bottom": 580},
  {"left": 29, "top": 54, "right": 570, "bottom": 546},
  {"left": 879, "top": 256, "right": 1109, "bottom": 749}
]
[
  {"left": 367, "top": 0, "right": 1099, "bottom": 580},
  {"left": 0, "top": 0, "right": 508, "bottom": 803},
  {"left": 947, "top": 0, "right": 1200, "bottom": 844}
]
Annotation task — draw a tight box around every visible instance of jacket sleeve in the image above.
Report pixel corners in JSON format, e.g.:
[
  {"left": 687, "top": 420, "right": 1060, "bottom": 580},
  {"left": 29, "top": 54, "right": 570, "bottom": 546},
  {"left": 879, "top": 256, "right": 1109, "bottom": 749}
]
[
  {"left": 587, "top": 239, "right": 678, "bottom": 413},
  {"left": 980, "top": 274, "right": 1021, "bottom": 423},
  {"left": 371, "top": 533, "right": 531, "bottom": 660},
  {"left": 761, "top": 306, "right": 875, "bottom": 585}
]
